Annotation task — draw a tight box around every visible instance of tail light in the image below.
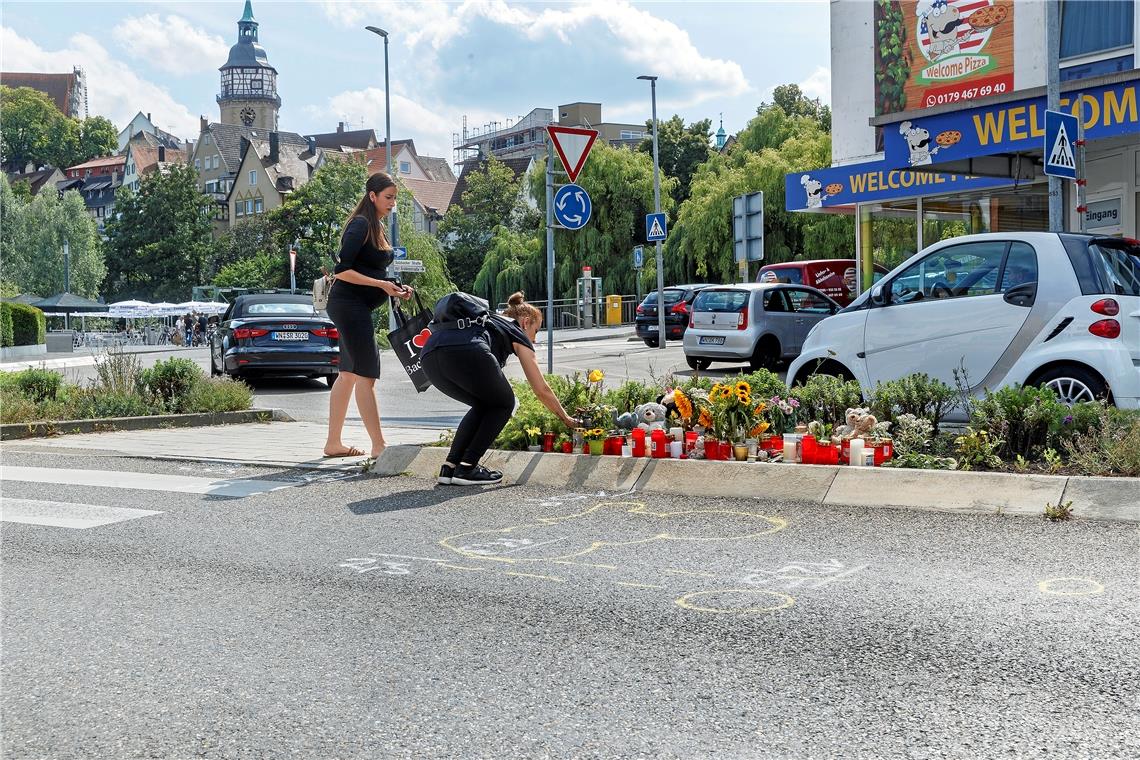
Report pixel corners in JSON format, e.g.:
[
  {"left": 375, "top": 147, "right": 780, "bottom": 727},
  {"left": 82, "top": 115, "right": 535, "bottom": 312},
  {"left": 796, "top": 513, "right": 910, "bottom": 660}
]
[
  {"left": 1088, "top": 319, "right": 1120, "bottom": 339},
  {"left": 689, "top": 313, "right": 695, "bottom": 328},
  {"left": 636, "top": 304, "right": 645, "bottom": 315},
  {"left": 311, "top": 327, "right": 339, "bottom": 339},
  {"left": 737, "top": 306, "right": 748, "bottom": 330},
  {"left": 1091, "top": 298, "right": 1119, "bottom": 316},
  {"left": 233, "top": 327, "right": 268, "bottom": 339},
  {"left": 670, "top": 302, "right": 689, "bottom": 315}
]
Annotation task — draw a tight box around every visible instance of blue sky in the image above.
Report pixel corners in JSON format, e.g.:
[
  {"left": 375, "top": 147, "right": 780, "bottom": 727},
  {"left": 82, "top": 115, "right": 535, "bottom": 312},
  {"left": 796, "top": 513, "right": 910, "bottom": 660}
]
[{"left": 2, "top": 0, "right": 832, "bottom": 163}]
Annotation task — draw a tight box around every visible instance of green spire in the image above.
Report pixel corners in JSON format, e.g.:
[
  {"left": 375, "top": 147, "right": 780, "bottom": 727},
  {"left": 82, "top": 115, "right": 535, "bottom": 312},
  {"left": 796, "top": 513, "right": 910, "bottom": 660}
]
[{"left": 241, "top": 0, "right": 255, "bottom": 22}]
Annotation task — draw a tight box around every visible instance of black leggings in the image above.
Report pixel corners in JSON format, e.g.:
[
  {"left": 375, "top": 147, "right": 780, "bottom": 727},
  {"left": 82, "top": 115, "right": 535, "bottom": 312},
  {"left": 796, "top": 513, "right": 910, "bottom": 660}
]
[{"left": 421, "top": 343, "right": 515, "bottom": 466}]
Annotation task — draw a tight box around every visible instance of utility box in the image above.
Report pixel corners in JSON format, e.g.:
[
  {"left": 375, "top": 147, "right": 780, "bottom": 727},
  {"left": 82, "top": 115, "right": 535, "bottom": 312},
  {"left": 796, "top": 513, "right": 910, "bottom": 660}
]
[
  {"left": 46, "top": 331, "right": 75, "bottom": 353},
  {"left": 605, "top": 295, "right": 623, "bottom": 325}
]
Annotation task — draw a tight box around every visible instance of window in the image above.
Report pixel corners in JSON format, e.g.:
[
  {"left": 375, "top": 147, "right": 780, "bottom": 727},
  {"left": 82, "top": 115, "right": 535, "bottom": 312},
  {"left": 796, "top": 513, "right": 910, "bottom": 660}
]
[
  {"left": 1060, "top": 0, "right": 1133, "bottom": 59},
  {"left": 997, "top": 243, "right": 1039, "bottom": 292},
  {"left": 620, "top": 130, "right": 643, "bottom": 140},
  {"left": 693, "top": 289, "right": 749, "bottom": 312},
  {"left": 254, "top": 198, "right": 263, "bottom": 213},
  {"left": 785, "top": 288, "right": 834, "bottom": 314},
  {"left": 249, "top": 170, "right": 257, "bottom": 186},
  {"left": 194, "top": 159, "right": 200, "bottom": 170},
  {"left": 204, "top": 134, "right": 211, "bottom": 145},
  {"left": 400, "top": 161, "right": 411, "bottom": 174},
  {"left": 760, "top": 267, "right": 803, "bottom": 285},
  {"left": 244, "top": 302, "right": 316, "bottom": 316},
  {"left": 245, "top": 199, "right": 254, "bottom": 215},
  {"left": 235, "top": 201, "right": 244, "bottom": 217},
  {"left": 889, "top": 241, "right": 1008, "bottom": 302},
  {"left": 763, "top": 290, "right": 790, "bottom": 312}
]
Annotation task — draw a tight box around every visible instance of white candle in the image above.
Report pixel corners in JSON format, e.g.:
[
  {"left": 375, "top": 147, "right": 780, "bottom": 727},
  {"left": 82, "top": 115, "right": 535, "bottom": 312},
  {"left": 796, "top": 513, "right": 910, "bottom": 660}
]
[
  {"left": 849, "top": 438, "right": 865, "bottom": 466},
  {"left": 621, "top": 444, "right": 632, "bottom": 458},
  {"left": 783, "top": 439, "right": 797, "bottom": 463},
  {"left": 669, "top": 440, "right": 683, "bottom": 458}
]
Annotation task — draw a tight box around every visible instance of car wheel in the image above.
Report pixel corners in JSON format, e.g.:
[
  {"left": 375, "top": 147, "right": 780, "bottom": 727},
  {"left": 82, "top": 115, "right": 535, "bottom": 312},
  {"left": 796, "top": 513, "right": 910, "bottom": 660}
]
[
  {"left": 1035, "top": 366, "right": 1107, "bottom": 405},
  {"left": 209, "top": 352, "right": 221, "bottom": 377},
  {"left": 686, "top": 357, "right": 711, "bottom": 371},
  {"left": 793, "top": 359, "right": 856, "bottom": 387},
  {"left": 748, "top": 337, "right": 780, "bottom": 371},
  {"left": 644, "top": 338, "right": 659, "bottom": 348}
]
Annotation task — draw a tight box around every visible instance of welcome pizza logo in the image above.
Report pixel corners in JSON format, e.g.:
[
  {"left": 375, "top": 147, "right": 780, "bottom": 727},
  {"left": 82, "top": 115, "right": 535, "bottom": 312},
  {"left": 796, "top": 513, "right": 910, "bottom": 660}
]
[{"left": 915, "top": 0, "right": 1006, "bottom": 78}]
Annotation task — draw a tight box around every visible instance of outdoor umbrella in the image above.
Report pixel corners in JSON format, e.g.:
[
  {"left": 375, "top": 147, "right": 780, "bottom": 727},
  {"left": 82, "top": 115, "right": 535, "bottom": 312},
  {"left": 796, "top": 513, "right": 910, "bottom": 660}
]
[
  {"left": 30, "top": 293, "right": 108, "bottom": 329},
  {"left": 108, "top": 299, "right": 152, "bottom": 318}
]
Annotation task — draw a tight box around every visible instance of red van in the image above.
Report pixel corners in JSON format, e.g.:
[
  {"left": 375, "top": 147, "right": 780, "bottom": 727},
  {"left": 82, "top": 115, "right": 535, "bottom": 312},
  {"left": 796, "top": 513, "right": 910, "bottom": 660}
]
[{"left": 756, "top": 259, "right": 889, "bottom": 307}]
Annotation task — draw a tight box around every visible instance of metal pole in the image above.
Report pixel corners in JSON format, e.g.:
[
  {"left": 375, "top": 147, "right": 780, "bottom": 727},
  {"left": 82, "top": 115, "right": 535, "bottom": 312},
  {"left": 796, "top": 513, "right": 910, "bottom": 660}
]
[
  {"left": 367, "top": 26, "right": 398, "bottom": 332},
  {"left": 545, "top": 139, "right": 555, "bottom": 374},
  {"left": 63, "top": 238, "right": 70, "bottom": 293},
  {"left": 1076, "top": 96, "right": 1087, "bottom": 233},
  {"left": 916, "top": 196, "right": 924, "bottom": 252},
  {"left": 1046, "top": 0, "right": 1063, "bottom": 232},
  {"left": 645, "top": 77, "right": 665, "bottom": 349}
]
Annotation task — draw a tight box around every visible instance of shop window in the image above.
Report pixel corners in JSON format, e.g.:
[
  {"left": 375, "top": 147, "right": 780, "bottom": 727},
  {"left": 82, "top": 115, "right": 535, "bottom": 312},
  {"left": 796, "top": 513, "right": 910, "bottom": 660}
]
[{"left": 1060, "top": 0, "right": 1133, "bottom": 59}]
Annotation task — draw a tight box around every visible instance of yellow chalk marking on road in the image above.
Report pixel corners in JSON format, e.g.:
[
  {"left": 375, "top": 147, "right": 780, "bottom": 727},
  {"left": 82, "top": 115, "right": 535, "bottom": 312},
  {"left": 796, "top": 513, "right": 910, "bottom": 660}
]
[
  {"left": 614, "top": 582, "right": 665, "bottom": 590},
  {"left": 439, "top": 563, "right": 485, "bottom": 572},
  {"left": 1037, "top": 577, "right": 1105, "bottom": 596},
  {"left": 505, "top": 571, "right": 564, "bottom": 583},
  {"left": 664, "top": 568, "right": 716, "bottom": 578},
  {"left": 675, "top": 589, "right": 795, "bottom": 615}
]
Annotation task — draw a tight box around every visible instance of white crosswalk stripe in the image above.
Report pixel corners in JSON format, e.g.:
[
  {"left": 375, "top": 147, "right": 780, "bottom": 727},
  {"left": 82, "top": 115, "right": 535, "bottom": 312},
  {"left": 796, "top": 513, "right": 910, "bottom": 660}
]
[
  {"left": 1, "top": 466, "right": 295, "bottom": 498},
  {"left": 1, "top": 499, "right": 162, "bottom": 529}
]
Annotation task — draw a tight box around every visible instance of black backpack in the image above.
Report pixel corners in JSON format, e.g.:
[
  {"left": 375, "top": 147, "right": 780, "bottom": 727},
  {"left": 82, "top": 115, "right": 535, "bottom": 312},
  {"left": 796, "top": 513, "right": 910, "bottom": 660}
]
[{"left": 431, "top": 292, "right": 490, "bottom": 330}]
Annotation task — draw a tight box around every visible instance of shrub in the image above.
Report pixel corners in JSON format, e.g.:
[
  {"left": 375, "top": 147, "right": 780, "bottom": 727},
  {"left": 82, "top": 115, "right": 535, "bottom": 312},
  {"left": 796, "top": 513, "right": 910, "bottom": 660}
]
[
  {"left": 87, "top": 390, "right": 159, "bottom": 419},
  {"left": 8, "top": 303, "right": 45, "bottom": 346},
  {"left": 0, "top": 391, "right": 37, "bottom": 423},
  {"left": 1062, "top": 407, "right": 1140, "bottom": 477},
  {"left": 0, "top": 303, "right": 13, "bottom": 347},
  {"left": 870, "top": 373, "right": 957, "bottom": 431},
  {"left": 791, "top": 374, "right": 864, "bottom": 428},
  {"left": 737, "top": 369, "right": 789, "bottom": 401},
  {"left": 92, "top": 349, "right": 144, "bottom": 396},
  {"left": 891, "top": 413, "right": 935, "bottom": 457},
  {"left": 603, "top": 379, "right": 658, "bottom": 413},
  {"left": 12, "top": 367, "right": 63, "bottom": 403},
  {"left": 969, "top": 385, "right": 1068, "bottom": 461},
  {"left": 954, "top": 427, "right": 1004, "bottom": 471},
  {"left": 137, "top": 357, "right": 205, "bottom": 413},
  {"left": 494, "top": 380, "right": 561, "bottom": 450},
  {"left": 183, "top": 377, "right": 254, "bottom": 413}
]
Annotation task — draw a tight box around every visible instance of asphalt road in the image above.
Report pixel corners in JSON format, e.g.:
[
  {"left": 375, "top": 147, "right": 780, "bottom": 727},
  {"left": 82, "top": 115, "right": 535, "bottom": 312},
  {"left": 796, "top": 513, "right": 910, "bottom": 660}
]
[{"left": 3, "top": 450, "right": 1136, "bottom": 759}]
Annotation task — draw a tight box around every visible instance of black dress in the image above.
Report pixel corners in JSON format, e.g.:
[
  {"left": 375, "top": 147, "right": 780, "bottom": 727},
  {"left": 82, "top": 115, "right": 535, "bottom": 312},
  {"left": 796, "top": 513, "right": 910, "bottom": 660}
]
[{"left": 325, "top": 216, "right": 394, "bottom": 379}]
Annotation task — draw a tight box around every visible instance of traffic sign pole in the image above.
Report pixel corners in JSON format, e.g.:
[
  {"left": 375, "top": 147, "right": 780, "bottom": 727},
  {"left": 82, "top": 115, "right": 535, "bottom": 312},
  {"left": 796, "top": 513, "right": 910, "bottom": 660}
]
[
  {"left": 1046, "top": 0, "right": 1062, "bottom": 232},
  {"left": 646, "top": 79, "right": 665, "bottom": 349},
  {"left": 545, "top": 139, "right": 555, "bottom": 374}
]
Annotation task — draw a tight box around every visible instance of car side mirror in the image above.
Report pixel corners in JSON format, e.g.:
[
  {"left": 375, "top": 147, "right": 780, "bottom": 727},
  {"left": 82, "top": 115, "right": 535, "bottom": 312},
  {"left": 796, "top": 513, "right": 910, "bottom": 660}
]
[{"left": 870, "top": 285, "right": 888, "bottom": 306}]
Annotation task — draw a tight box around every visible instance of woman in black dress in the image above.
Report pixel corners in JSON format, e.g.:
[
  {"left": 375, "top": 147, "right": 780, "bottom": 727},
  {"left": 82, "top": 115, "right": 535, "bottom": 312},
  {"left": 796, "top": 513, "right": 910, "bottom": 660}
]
[{"left": 323, "top": 172, "right": 413, "bottom": 458}]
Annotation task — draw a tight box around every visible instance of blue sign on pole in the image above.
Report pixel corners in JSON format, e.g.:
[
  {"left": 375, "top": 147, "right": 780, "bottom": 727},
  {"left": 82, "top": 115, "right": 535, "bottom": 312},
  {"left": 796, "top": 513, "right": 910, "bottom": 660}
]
[
  {"left": 553, "top": 184, "right": 591, "bottom": 230},
  {"left": 646, "top": 212, "right": 667, "bottom": 242},
  {"left": 633, "top": 245, "right": 644, "bottom": 269},
  {"left": 1044, "top": 109, "right": 1079, "bottom": 180},
  {"left": 393, "top": 246, "right": 408, "bottom": 260}
]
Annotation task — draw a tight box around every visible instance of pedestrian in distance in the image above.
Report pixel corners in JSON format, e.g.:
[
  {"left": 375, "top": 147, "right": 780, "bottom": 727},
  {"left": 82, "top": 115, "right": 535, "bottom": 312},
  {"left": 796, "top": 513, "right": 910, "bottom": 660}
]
[
  {"left": 420, "top": 291, "right": 578, "bottom": 486},
  {"left": 323, "top": 171, "right": 413, "bottom": 459}
]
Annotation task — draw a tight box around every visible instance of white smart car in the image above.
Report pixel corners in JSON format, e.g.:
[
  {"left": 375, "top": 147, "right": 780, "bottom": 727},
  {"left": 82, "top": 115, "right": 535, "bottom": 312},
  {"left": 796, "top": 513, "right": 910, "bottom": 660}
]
[{"left": 787, "top": 233, "right": 1140, "bottom": 409}]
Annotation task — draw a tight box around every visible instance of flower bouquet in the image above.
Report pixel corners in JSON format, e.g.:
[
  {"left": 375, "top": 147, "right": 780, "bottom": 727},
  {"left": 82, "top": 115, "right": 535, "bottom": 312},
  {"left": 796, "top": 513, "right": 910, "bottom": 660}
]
[{"left": 583, "top": 427, "right": 608, "bottom": 455}]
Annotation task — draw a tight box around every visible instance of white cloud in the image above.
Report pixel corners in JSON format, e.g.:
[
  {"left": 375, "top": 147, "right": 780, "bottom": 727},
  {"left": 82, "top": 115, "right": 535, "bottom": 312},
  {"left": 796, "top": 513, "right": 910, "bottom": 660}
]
[
  {"left": 305, "top": 87, "right": 459, "bottom": 161},
  {"left": 798, "top": 66, "right": 832, "bottom": 105},
  {"left": 1, "top": 26, "right": 202, "bottom": 139},
  {"left": 112, "top": 14, "right": 229, "bottom": 75}
]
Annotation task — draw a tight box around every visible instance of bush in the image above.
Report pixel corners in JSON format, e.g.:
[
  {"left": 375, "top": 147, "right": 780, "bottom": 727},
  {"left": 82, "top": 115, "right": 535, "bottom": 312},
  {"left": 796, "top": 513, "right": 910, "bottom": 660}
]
[
  {"left": 87, "top": 390, "right": 159, "bottom": 419},
  {"left": 494, "top": 379, "right": 561, "bottom": 450},
  {"left": 737, "top": 369, "right": 789, "bottom": 401},
  {"left": 8, "top": 303, "right": 45, "bottom": 346},
  {"left": 791, "top": 374, "right": 864, "bottom": 427},
  {"left": 0, "top": 391, "right": 37, "bottom": 423},
  {"left": 92, "top": 349, "right": 144, "bottom": 395},
  {"left": 969, "top": 385, "right": 1068, "bottom": 461},
  {"left": 12, "top": 367, "right": 63, "bottom": 403},
  {"left": 1062, "top": 407, "right": 1140, "bottom": 477},
  {"left": 871, "top": 373, "right": 957, "bottom": 431},
  {"left": 183, "top": 377, "right": 254, "bottom": 413},
  {"left": 603, "top": 380, "right": 658, "bottom": 413},
  {"left": 0, "top": 303, "right": 13, "bottom": 347},
  {"left": 137, "top": 357, "right": 205, "bottom": 413}
]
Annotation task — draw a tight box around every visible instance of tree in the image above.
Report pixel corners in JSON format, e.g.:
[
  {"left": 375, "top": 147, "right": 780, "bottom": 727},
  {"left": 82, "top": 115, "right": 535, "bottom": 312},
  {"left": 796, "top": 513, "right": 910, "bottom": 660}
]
[
  {"left": 0, "top": 175, "right": 106, "bottom": 298},
  {"left": 271, "top": 158, "right": 368, "bottom": 286},
  {"left": 769, "top": 84, "right": 831, "bottom": 133},
  {"left": 77, "top": 116, "right": 119, "bottom": 165},
  {"left": 213, "top": 252, "right": 284, "bottom": 290},
  {"left": 637, "top": 115, "right": 712, "bottom": 208},
  {"left": 0, "top": 86, "right": 73, "bottom": 169},
  {"left": 438, "top": 157, "right": 527, "bottom": 292},
  {"left": 209, "top": 216, "right": 281, "bottom": 280},
  {"left": 103, "top": 164, "right": 214, "bottom": 301}
]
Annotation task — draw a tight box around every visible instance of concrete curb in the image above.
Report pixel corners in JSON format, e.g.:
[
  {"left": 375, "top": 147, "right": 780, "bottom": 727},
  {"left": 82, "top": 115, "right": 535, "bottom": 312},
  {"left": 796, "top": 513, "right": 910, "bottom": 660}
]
[
  {"left": 370, "top": 446, "right": 1140, "bottom": 524},
  {"left": 0, "top": 408, "right": 294, "bottom": 440}
]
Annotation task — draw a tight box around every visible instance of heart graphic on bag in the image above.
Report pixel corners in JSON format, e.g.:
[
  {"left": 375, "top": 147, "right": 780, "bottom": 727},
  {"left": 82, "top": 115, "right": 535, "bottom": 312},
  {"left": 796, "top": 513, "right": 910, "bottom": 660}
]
[{"left": 411, "top": 328, "right": 432, "bottom": 348}]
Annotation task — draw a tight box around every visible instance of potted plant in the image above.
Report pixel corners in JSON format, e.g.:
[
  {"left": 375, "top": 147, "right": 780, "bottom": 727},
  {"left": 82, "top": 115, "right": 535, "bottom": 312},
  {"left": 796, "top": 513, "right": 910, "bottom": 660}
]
[
  {"left": 556, "top": 434, "right": 573, "bottom": 454},
  {"left": 584, "top": 428, "right": 607, "bottom": 455},
  {"left": 525, "top": 426, "right": 543, "bottom": 452}
]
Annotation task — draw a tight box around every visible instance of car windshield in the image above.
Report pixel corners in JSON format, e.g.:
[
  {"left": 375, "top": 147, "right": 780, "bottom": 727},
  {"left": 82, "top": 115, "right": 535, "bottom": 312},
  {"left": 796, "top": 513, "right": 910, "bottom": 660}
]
[
  {"left": 1089, "top": 240, "right": 1140, "bottom": 296},
  {"left": 243, "top": 302, "right": 316, "bottom": 316},
  {"left": 641, "top": 290, "right": 684, "bottom": 305},
  {"left": 693, "top": 290, "right": 749, "bottom": 312}
]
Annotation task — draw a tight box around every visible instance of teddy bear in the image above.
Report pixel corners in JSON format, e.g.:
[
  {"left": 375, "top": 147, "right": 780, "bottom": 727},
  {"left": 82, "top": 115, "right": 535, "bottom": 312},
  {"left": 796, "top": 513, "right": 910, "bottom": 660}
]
[
  {"left": 833, "top": 407, "right": 892, "bottom": 440},
  {"left": 633, "top": 401, "right": 668, "bottom": 431},
  {"left": 613, "top": 410, "right": 638, "bottom": 432}
]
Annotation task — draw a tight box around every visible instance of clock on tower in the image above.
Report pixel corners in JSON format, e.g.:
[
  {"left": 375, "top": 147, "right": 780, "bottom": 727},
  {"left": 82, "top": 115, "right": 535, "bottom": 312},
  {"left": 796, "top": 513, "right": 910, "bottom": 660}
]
[{"left": 240, "top": 107, "right": 256, "bottom": 126}]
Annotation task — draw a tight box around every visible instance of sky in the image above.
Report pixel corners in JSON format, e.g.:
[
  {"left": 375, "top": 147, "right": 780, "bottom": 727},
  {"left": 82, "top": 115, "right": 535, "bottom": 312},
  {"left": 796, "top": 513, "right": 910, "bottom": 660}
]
[{"left": 1, "top": 0, "right": 832, "bottom": 164}]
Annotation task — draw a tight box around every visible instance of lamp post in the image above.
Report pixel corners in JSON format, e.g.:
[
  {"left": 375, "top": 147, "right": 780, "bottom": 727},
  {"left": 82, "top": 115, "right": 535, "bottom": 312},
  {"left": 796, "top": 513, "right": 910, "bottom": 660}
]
[
  {"left": 638, "top": 75, "right": 665, "bottom": 350},
  {"left": 366, "top": 25, "right": 399, "bottom": 331}
]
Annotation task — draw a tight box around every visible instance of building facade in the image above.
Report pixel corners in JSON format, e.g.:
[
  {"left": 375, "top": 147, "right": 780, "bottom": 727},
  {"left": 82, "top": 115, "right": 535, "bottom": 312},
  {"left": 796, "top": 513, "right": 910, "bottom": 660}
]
[
  {"left": 0, "top": 68, "right": 87, "bottom": 119},
  {"left": 217, "top": 0, "right": 280, "bottom": 131}
]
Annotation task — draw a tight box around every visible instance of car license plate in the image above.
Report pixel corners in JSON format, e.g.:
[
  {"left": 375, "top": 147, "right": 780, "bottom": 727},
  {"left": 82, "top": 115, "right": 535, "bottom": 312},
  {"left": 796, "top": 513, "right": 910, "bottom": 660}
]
[
  {"left": 645, "top": 325, "right": 658, "bottom": 332},
  {"left": 699, "top": 336, "right": 725, "bottom": 345},
  {"left": 273, "top": 331, "right": 309, "bottom": 341}
]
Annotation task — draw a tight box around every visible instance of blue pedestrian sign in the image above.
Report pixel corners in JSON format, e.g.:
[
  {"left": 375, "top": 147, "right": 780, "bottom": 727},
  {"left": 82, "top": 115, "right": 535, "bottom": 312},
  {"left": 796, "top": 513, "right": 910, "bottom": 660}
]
[
  {"left": 553, "top": 184, "right": 591, "bottom": 230},
  {"left": 1044, "top": 110, "right": 1078, "bottom": 180},
  {"left": 646, "top": 212, "right": 667, "bottom": 242},
  {"left": 633, "top": 245, "right": 644, "bottom": 269},
  {"left": 393, "top": 246, "right": 408, "bottom": 260}
]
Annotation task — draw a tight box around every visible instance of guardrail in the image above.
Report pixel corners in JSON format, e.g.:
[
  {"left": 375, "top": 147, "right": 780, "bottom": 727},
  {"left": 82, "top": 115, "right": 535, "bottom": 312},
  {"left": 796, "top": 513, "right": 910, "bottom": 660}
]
[{"left": 495, "top": 295, "right": 642, "bottom": 329}]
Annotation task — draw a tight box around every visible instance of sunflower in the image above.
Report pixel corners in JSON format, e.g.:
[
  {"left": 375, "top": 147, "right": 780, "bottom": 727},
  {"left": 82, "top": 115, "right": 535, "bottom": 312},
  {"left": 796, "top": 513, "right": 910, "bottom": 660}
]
[
  {"left": 735, "top": 381, "right": 751, "bottom": 395},
  {"left": 736, "top": 389, "right": 751, "bottom": 404},
  {"left": 588, "top": 369, "right": 604, "bottom": 383},
  {"left": 754, "top": 401, "right": 767, "bottom": 415},
  {"left": 698, "top": 409, "right": 713, "bottom": 429},
  {"left": 750, "top": 421, "right": 771, "bottom": 437},
  {"left": 721, "top": 386, "right": 735, "bottom": 401},
  {"left": 674, "top": 389, "right": 693, "bottom": 421}
]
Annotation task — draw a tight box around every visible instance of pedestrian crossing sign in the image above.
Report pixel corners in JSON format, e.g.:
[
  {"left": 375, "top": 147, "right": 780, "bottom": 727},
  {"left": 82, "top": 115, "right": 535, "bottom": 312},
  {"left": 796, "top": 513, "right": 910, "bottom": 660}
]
[
  {"left": 1044, "top": 109, "right": 1078, "bottom": 180},
  {"left": 646, "top": 213, "right": 667, "bottom": 242}
]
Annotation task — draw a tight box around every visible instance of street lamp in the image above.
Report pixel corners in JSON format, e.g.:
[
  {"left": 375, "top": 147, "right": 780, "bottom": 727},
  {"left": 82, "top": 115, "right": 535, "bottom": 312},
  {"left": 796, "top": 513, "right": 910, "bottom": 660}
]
[
  {"left": 366, "top": 25, "right": 400, "bottom": 331},
  {"left": 638, "top": 75, "right": 665, "bottom": 350}
]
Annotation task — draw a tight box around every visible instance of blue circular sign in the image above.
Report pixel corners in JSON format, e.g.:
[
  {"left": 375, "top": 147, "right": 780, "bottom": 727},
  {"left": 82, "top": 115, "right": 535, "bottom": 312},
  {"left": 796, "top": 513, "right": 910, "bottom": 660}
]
[{"left": 553, "top": 184, "right": 591, "bottom": 230}]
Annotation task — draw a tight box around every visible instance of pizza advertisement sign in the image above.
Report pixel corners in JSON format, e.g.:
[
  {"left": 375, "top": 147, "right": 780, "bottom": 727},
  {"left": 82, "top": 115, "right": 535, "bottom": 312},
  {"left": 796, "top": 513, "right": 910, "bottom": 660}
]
[{"left": 874, "top": 0, "right": 1015, "bottom": 120}]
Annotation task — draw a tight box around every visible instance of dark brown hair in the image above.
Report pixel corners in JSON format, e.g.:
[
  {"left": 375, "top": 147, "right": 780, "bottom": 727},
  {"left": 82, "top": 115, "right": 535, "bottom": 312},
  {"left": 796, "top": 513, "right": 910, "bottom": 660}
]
[
  {"left": 343, "top": 172, "right": 395, "bottom": 250},
  {"left": 503, "top": 291, "right": 542, "bottom": 325}
]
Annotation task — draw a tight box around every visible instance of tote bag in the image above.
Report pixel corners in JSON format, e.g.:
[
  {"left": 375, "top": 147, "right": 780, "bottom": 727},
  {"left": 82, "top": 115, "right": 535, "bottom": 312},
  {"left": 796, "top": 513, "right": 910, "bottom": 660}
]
[{"left": 387, "top": 295, "right": 434, "bottom": 393}]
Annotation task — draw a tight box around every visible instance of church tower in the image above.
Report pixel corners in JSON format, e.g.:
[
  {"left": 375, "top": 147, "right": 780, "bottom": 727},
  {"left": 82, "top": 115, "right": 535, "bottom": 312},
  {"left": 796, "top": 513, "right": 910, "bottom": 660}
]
[{"left": 217, "top": 0, "right": 279, "bottom": 130}]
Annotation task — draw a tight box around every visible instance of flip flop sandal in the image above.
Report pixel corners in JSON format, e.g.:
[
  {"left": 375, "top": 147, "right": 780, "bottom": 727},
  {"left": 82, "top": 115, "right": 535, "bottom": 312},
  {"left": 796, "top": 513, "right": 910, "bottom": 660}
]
[{"left": 323, "top": 446, "right": 365, "bottom": 458}]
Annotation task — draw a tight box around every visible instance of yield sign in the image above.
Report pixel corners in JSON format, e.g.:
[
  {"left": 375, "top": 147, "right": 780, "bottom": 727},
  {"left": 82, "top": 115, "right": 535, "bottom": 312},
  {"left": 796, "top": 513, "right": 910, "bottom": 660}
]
[{"left": 547, "top": 125, "right": 598, "bottom": 183}]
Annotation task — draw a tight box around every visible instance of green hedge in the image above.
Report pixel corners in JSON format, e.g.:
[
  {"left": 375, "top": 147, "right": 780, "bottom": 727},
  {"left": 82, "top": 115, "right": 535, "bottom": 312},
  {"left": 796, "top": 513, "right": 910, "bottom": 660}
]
[{"left": 0, "top": 303, "right": 46, "bottom": 347}]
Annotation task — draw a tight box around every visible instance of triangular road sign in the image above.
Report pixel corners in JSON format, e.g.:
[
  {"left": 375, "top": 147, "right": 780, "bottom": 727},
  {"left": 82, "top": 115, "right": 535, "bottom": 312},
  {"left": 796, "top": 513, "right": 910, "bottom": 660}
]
[
  {"left": 547, "top": 126, "right": 599, "bottom": 183},
  {"left": 1048, "top": 123, "right": 1075, "bottom": 170}
]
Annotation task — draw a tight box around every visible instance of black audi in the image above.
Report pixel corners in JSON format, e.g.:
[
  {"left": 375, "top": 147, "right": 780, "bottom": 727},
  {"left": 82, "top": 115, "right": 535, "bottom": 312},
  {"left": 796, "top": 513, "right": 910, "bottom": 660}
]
[
  {"left": 634, "top": 283, "right": 714, "bottom": 347},
  {"left": 210, "top": 293, "right": 340, "bottom": 387}
]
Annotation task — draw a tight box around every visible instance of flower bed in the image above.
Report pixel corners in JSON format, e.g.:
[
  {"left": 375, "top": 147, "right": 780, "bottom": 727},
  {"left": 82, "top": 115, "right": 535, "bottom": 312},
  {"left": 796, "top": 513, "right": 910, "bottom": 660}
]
[{"left": 488, "top": 369, "right": 1140, "bottom": 478}]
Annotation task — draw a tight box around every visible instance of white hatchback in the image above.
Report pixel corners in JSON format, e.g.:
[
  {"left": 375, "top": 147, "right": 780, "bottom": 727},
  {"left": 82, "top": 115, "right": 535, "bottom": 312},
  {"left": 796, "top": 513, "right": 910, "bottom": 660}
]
[{"left": 787, "top": 233, "right": 1140, "bottom": 409}]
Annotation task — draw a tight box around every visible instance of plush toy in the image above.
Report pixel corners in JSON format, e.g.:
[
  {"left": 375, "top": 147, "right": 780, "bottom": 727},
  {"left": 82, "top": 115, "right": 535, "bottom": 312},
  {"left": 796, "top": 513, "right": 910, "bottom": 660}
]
[
  {"left": 657, "top": 389, "right": 679, "bottom": 419},
  {"left": 834, "top": 407, "right": 892, "bottom": 440},
  {"left": 633, "top": 401, "right": 668, "bottom": 431},
  {"left": 613, "top": 410, "right": 639, "bottom": 432}
]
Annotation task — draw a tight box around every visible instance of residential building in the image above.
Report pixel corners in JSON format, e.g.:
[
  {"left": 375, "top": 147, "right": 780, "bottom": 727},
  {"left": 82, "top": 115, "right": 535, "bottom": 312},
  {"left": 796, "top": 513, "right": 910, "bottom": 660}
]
[
  {"left": 4, "top": 165, "right": 66, "bottom": 196},
  {"left": 122, "top": 132, "right": 188, "bottom": 192},
  {"left": 117, "top": 112, "right": 185, "bottom": 153},
  {"left": 333, "top": 140, "right": 457, "bottom": 233},
  {"left": 65, "top": 155, "right": 126, "bottom": 181},
  {"left": 0, "top": 68, "right": 87, "bottom": 118},
  {"left": 227, "top": 131, "right": 318, "bottom": 224},
  {"left": 217, "top": 0, "right": 280, "bottom": 131},
  {"left": 306, "top": 123, "right": 378, "bottom": 152},
  {"left": 448, "top": 154, "right": 536, "bottom": 214}
]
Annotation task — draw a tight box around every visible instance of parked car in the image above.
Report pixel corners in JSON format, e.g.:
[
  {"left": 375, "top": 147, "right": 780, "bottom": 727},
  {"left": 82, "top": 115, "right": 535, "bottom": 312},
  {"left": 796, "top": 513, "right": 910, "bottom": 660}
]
[
  {"left": 634, "top": 284, "right": 714, "bottom": 347},
  {"left": 682, "top": 283, "right": 841, "bottom": 371},
  {"left": 210, "top": 293, "right": 340, "bottom": 387},
  {"left": 788, "top": 233, "right": 1140, "bottom": 409},
  {"left": 757, "top": 259, "right": 889, "bottom": 307}
]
